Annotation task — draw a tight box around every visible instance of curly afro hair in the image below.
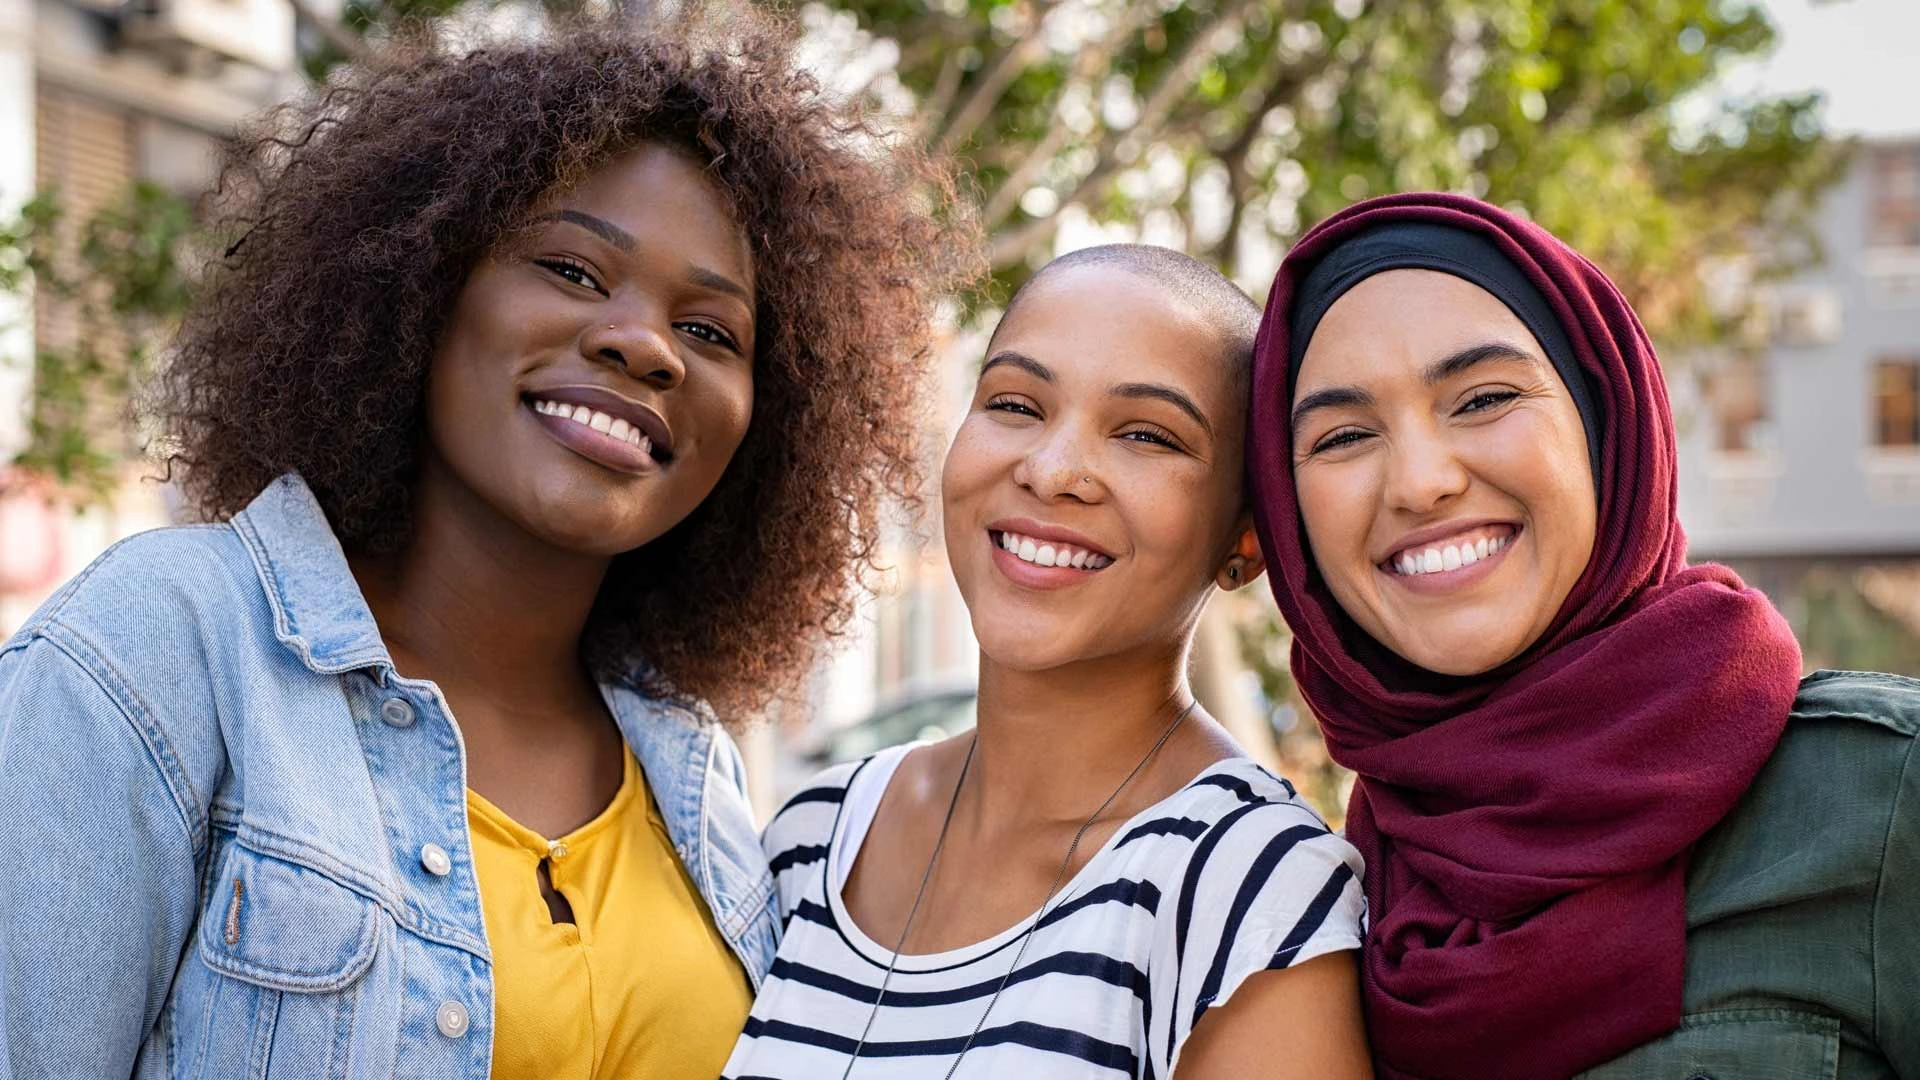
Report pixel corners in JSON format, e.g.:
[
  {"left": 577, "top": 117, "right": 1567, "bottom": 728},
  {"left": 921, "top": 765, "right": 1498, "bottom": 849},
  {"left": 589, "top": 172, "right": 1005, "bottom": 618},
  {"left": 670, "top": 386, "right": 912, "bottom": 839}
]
[{"left": 155, "top": 10, "right": 982, "bottom": 720}]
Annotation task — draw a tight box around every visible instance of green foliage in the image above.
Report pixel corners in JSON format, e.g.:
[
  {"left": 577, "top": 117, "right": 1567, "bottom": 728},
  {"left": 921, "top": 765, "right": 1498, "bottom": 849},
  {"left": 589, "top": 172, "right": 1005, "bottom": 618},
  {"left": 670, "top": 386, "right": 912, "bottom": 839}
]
[
  {"left": 820, "top": 0, "right": 1847, "bottom": 345},
  {"left": 0, "top": 183, "right": 197, "bottom": 501}
]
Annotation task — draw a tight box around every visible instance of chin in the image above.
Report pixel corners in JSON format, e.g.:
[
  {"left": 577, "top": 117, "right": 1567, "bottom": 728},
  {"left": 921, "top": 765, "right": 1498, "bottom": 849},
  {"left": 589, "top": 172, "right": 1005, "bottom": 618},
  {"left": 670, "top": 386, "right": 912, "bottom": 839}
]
[
  {"left": 515, "top": 487, "right": 671, "bottom": 558},
  {"left": 971, "top": 620, "right": 1088, "bottom": 673},
  {"left": 1386, "top": 627, "right": 1528, "bottom": 677}
]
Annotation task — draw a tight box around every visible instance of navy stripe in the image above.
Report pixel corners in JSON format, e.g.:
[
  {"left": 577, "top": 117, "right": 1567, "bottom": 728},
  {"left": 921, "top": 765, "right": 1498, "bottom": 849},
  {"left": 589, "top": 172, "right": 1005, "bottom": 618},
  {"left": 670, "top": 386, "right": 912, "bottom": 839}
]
[
  {"left": 1115, "top": 816, "right": 1211, "bottom": 848},
  {"left": 1189, "top": 824, "right": 1326, "bottom": 1031},
  {"left": 791, "top": 897, "right": 834, "bottom": 928},
  {"left": 785, "top": 784, "right": 847, "bottom": 809},
  {"left": 1187, "top": 773, "right": 1278, "bottom": 805},
  {"left": 768, "top": 843, "right": 827, "bottom": 875},
  {"left": 1164, "top": 801, "right": 1264, "bottom": 1064},
  {"left": 1269, "top": 862, "right": 1357, "bottom": 968},
  {"left": 766, "top": 780, "right": 850, "bottom": 829},
  {"left": 741, "top": 1018, "right": 1139, "bottom": 1074},
  {"left": 769, "top": 949, "right": 1147, "bottom": 1008},
  {"left": 1035, "top": 877, "right": 1162, "bottom": 933}
]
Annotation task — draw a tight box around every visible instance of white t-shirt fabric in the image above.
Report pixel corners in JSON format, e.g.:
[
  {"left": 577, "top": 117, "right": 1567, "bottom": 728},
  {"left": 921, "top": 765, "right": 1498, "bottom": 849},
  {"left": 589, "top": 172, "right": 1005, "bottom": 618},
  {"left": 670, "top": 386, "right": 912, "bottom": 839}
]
[{"left": 722, "top": 743, "right": 1366, "bottom": 1079}]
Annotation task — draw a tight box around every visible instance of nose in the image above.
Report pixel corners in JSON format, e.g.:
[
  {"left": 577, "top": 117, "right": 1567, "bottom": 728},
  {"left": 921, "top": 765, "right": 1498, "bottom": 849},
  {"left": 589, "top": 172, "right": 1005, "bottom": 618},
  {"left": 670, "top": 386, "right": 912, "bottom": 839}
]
[
  {"left": 1012, "top": 421, "right": 1103, "bottom": 503},
  {"left": 580, "top": 308, "right": 686, "bottom": 390},
  {"left": 1380, "top": 426, "right": 1470, "bottom": 515}
]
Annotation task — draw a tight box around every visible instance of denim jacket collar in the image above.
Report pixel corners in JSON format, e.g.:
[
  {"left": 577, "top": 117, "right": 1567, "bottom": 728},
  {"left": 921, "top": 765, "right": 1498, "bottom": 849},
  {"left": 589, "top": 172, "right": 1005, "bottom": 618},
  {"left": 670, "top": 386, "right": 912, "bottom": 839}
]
[{"left": 231, "top": 473, "right": 398, "bottom": 677}]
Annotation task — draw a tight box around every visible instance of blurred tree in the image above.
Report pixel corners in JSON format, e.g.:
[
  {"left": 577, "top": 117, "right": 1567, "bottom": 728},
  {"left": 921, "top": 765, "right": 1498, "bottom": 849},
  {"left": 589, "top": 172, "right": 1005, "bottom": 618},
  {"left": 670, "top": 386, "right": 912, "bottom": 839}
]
[
  {"left": 0, "top": 184, "right": 197, "bottom": 502},
  {"left": 808, "top": 0, "right": 1846, "bottom": 339}
]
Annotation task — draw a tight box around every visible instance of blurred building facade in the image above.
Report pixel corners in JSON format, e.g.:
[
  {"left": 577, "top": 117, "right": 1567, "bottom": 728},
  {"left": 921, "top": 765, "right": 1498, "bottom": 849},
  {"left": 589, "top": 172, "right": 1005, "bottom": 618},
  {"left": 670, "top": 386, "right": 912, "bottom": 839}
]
[
  {"left": 0, "top": 0, "right": 303, "bottom": 630},
  {"left": 1678, "top": 136, "right": 1920, "bottom": 662}
]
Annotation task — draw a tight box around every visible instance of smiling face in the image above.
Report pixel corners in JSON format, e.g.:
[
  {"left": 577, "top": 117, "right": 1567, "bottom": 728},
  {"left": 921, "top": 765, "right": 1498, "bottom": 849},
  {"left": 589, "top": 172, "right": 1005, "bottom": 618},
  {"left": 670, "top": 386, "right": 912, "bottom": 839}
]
[
  {"left": 941, "top": 265, "right": 1262, "bottom": 673},
  {"left": 422, "top": 141, "right": 757, "bottom": 558},
  {"left": 1290, "top": 269, "right": 1596, "bottom": 676}
]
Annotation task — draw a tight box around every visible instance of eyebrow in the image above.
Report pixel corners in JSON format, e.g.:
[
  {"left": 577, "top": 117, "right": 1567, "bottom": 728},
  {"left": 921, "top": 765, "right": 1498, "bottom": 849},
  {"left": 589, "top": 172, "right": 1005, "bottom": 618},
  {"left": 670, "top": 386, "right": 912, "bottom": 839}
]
[
  {"left": 1290, "top": 340, "right": 1541, "bottom": 429},
  {"left": 979, "top": 351, "right": 1053, "bottom": 382},
  {"left": 1423, "top": 341, "right": 1540, "bottom": 385},
  {"left": 1112, "top": 382, "right": 1213, "bottom": 435},
  {"left": 980, "top": 352, "right": 1213, "bottom": 435},
  {"left": 532, "top": 209, "right": 752, "bottom": 303}
]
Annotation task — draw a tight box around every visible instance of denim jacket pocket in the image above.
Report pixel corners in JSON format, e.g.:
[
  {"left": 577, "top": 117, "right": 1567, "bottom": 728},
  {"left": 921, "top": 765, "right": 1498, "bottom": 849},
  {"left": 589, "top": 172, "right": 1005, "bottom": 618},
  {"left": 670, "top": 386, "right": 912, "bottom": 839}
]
[
  {"left": 170, "top": 841, "right": 385, "bottom": 1079},
  {"left": 1578, "top": 1009, "right": 1841, "bottom": 1080}
]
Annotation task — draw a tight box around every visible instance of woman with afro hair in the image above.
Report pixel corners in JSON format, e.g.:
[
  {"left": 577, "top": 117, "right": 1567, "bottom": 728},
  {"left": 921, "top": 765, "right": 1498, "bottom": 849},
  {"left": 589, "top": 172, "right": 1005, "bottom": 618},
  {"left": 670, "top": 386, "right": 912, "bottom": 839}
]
[{"left": 0, "top": 11, "right": 977, "bottom": 1079}]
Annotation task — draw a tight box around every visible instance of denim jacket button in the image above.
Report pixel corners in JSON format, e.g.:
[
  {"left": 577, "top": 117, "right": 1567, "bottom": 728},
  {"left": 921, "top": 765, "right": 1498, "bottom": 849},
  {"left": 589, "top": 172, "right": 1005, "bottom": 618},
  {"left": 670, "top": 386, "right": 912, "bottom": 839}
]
[
  {"left": 435, "top": 1001, "right": 470, "bottom": 1038},
  {"left": 419, "top": 843, "right": 451, "bottom": 877},
  {"left": 380, "top": 698, "right": 416, "bottom": 728}
]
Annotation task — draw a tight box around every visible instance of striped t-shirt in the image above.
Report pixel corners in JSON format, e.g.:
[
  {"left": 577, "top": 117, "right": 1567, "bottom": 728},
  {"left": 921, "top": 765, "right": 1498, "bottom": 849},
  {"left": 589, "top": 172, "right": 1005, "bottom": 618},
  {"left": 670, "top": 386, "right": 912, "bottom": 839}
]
[{"left": 721, "top": 745, "right": 1365, "bottom": 1079}]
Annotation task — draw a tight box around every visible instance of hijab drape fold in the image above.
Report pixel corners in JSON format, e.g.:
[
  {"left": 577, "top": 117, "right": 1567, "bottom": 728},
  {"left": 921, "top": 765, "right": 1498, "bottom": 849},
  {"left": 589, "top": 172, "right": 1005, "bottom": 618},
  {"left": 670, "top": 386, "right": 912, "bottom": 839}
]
[{"left": 1248, "top": 193, "right": 1803, "bottom": 1080}]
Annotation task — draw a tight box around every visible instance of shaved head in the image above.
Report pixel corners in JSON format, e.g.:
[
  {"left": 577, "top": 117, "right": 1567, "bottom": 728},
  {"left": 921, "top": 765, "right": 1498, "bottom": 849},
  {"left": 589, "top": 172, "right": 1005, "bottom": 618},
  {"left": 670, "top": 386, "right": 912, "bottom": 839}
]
[{"left": 998, "top": 244, "right": 1261, "bottom": 390}]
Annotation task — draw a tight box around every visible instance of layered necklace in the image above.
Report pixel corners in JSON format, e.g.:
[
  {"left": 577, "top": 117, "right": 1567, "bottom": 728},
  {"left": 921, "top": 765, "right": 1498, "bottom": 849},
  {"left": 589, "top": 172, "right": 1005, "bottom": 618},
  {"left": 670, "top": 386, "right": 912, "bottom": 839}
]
[{"left": 839, "top": 694, "right": 1198, "bottom": 1080}]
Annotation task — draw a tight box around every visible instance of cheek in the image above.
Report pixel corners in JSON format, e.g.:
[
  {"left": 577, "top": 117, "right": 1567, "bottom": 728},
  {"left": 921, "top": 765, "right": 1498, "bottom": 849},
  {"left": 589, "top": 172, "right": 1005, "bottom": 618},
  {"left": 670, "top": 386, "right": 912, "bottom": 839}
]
[
  {"left": 1476, "top": 411, "right": 1596, "bottom": 573},
  {"left": 1295, "top": 463, "right": 1379, "bottom": 589},
  {"left": 940, "top": 417, "right": 1010, "bottom": 503}
]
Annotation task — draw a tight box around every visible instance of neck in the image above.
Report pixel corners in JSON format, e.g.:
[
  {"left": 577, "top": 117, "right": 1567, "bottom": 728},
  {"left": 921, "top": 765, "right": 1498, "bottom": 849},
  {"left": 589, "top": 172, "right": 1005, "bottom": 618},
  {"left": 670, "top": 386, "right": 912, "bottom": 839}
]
[
  {"left": 965, "top": 638, "right": 1195, "bottom": 825},
  {"left": 350, "top": 458, "right": 611, "bottom": 705}
]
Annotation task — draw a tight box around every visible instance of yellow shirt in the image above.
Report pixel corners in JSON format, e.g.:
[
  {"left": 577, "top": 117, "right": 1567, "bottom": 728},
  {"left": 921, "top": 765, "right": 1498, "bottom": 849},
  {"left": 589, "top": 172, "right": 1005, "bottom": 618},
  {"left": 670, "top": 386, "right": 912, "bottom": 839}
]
[{"left": 467, "top": 751, "right": 752, "bottom": 1080}]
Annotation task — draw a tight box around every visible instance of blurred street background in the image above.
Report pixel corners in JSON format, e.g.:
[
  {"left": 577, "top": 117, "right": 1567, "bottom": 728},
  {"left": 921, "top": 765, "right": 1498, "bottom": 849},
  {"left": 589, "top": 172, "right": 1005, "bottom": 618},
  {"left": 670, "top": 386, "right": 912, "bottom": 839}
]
[{"left": 1, "top": 0, "right": 1916, "bottom": 821}]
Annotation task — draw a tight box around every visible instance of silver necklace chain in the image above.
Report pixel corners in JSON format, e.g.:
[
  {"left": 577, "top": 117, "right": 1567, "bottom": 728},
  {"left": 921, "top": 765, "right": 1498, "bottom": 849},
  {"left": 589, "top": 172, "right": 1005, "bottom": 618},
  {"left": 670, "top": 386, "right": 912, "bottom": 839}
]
[{"left": 838, "top": 695, "right": 1198, "bottom": 1080}]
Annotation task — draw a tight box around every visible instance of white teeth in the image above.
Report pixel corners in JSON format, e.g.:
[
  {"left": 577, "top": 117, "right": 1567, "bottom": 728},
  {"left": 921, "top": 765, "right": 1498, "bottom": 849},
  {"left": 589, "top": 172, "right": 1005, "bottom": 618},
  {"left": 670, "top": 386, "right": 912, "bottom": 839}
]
[
  {"left": 997, "top": 531, "right": 1109, "bottom": 571},
  {"left": 1392, "top": 531, "right": 1516, "bottom": 575},
  {"left": 533, "top": 398, "right": 656, "bottom": 456}
]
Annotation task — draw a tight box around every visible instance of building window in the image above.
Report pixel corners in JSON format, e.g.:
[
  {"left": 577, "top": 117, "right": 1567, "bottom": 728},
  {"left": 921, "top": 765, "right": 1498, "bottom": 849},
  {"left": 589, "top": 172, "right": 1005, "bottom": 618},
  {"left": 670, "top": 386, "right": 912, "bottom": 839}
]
[
  {"left": 1869, "top": 144, "right": 1920, "bottom": 249},
  {"left": 1874, "top": 357, "right": 1920, "bottom": 449},
  {"left": 1706, "top": 352, "right": 1773, "bottom": 454}
]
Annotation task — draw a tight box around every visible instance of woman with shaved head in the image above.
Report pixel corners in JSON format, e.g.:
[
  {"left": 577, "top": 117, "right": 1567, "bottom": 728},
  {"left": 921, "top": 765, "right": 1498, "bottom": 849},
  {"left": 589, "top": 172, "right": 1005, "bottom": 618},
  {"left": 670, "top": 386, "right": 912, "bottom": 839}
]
[{"left": 726, "top": 245, "right": 1372, "bottom": 1080}]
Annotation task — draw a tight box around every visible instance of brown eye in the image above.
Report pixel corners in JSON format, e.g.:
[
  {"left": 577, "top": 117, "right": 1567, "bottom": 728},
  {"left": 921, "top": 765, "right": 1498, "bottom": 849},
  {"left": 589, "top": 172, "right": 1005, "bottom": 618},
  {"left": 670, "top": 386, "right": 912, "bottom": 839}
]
[
  {"left": 1310, "top": 429, "right": 1372, "bottom": 455},
  {"left": 535, "top": 257, "right": 604, "bottom": 294},
  {"left": 1459, "top": 390, "right": 1521, "bottom": 414}
]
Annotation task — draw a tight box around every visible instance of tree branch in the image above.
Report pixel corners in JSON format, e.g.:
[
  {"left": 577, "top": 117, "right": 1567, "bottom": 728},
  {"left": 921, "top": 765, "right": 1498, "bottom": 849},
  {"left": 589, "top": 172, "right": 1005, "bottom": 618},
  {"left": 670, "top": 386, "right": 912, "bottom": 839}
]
[
  {"left": 989, "top": 0, "right": 1265, "bottom": 267},
  {"left": 288, "top": 0, "right": 369, "bottom": 64},
  {"left": 980, "top": 1, "right": 1160, "bottom": 225},
  {"left": 931, "top": 0, "right": 1062, "bottom": 154}
]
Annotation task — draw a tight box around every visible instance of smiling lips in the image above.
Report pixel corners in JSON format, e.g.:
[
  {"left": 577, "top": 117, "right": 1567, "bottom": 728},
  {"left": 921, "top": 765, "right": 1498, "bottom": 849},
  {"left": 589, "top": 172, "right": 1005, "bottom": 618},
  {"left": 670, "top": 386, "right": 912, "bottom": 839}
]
[
  {"left": 1383, "top": 523, "right": 1519, "bottom": 579},
  {"left": 533, "top": 397, "right": 656, "bottom": 455}
]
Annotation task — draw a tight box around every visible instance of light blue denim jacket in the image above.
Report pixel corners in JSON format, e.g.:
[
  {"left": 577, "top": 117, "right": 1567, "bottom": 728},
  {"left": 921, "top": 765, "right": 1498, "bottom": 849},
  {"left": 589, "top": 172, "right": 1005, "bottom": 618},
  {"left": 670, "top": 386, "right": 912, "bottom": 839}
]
[{"left": 0, "top": 474, "right": 778, "bottom": 1078}]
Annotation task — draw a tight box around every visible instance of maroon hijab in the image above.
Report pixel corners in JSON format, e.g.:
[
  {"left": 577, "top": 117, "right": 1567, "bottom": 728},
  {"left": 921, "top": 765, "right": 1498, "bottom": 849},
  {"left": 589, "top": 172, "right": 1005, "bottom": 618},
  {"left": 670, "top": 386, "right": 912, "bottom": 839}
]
[{"left": 1247, "top": 193, "right": 1804, "bottom": 1079}]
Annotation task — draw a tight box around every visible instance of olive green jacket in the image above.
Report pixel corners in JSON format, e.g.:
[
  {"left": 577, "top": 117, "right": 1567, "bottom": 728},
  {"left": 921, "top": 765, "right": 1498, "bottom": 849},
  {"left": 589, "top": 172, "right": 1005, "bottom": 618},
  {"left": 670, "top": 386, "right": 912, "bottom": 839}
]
[{"left": 1581, "top": 670, "right": 1920, "bottom": 1080}]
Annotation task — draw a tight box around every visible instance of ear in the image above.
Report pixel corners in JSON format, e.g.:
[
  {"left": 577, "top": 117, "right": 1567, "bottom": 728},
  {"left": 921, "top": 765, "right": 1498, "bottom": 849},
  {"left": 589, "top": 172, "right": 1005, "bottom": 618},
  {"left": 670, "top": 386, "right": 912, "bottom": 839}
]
[{"left": 1215, "top": 518, "right": 1268, "bottom": 591}]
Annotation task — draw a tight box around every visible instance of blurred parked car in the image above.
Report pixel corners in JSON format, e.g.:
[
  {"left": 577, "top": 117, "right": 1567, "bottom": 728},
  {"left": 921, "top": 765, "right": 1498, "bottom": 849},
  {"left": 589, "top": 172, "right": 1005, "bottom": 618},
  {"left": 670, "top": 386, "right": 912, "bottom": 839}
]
[{"left": 808, "top": 684, "right": 977, "bottom": 766}]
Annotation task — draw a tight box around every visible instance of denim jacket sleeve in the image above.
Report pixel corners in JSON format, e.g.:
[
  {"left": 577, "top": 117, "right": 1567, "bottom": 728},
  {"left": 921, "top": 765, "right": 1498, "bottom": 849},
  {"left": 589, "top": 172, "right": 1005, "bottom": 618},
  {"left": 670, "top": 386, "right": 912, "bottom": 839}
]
[{"left": 0, "top": 633, "right": 206, "bottom": 1077}]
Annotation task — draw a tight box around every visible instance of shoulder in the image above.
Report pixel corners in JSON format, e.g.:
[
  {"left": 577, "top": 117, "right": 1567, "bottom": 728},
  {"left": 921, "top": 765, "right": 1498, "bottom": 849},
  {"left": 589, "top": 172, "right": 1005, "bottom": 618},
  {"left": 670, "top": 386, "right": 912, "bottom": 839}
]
[
  {"left": 1750, "top": 670, "right": 1920, "bottom": 820},
  {"left": 10, "top": 521, "right": 261, "bottom": 654},
  {"left": 1788, "top": 669, "right": 1920, "bottom": 738},
  {"left": 761, "top": 756, "right": 869, "bottom": 866},
  {"left": 1690, "top": 670, "right": 1918, "bottom": 922},
  {"left": 1144, "top": 759, "right": 1364, "bottom": 930}
]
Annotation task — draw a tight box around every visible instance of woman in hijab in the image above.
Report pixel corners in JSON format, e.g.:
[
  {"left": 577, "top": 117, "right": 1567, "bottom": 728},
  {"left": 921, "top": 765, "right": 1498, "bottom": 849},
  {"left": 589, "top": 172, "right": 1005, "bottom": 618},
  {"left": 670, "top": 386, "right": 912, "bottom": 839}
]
[{"left": 1247, "top": 191, "right": 1919, "bottom": 1080}]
